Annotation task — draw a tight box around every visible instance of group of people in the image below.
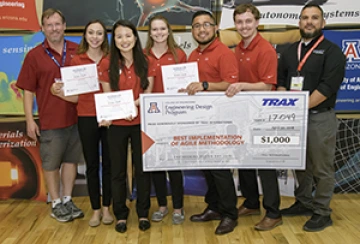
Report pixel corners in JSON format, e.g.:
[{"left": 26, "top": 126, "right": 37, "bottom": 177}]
[{"left": 16, "top": 2, "right": 345, "bottom": 235}]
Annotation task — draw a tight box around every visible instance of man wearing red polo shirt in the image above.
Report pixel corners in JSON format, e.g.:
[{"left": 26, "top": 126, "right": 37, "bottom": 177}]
[
  {"left": 16, "top": 8, "right": 84, "bottom": 223},
  {"left": 225, "top": 4, "right": 282, "bottom": 231},
  {"left": 185, "top": 11, "right": 239, "bottom": 235}
]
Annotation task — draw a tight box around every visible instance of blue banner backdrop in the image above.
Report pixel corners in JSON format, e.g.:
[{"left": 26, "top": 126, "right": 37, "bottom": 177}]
[
  {"left": 323, "top": 30, "right": 360, "bottom": 113},
  {"left": 0, "top": 32, "right": 82, "bottom": 115}
]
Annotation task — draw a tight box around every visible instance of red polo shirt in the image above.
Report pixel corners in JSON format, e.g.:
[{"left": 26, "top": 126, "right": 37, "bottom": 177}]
[
  {"left": 235, "top": 33, "right": 277, "bottom": 86},
  {"left": 145, "top": 48, "right": 187, "bottom": 93},
  {"left": 98, "top": 57, "right": 155, "bottom": 126},
  {"left": 71, "top": 53, "right": 107, "bottom": 116},
  {"left": 16, "top": 39, "right": 78, "bottom": 130},
  {"left": 188, "top": 38, "right": 238, "bottom": 83}
]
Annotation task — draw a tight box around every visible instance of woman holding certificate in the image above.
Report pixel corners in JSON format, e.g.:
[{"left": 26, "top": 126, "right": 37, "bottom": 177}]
[
  {"left": 50, "top": 20, "right": 113, "bottom": 227},
  {"left": 144, "top": 15, "right": 187, "bottom": 225},
  {"left": 98, "top": 20, "right": 154, "bottom": 233}
]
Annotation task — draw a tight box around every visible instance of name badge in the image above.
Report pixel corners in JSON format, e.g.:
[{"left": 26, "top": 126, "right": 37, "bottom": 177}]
[{"left": 290, "top": 76, "right": 304, "bottom": 91}]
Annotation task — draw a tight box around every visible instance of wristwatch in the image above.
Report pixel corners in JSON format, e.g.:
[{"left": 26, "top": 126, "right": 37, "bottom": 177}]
[{"left": 202, "top": 81, "right": 209, "bottom": 91}]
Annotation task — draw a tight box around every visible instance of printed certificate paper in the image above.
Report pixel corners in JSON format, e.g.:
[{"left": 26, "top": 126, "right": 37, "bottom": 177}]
[
  {"left": 95, "top": 89, "right": 137, "bottom": 122},
  {"left": 60, "top": 64, "right": 99, "bottom": 96},
  {"left": 161, "top": 62, "right": 199, "bottom": 94},
  {"left": 140, "top": 92, "right": 308, "bottom": 171}
]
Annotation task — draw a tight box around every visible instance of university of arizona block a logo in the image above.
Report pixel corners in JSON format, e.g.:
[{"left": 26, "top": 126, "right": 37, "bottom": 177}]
[
  {"left": 148, "top": 102, "right": 161, "bottom": 113},
  {"left": 342, "top": 39, "right": 360, "bottom": 70}
]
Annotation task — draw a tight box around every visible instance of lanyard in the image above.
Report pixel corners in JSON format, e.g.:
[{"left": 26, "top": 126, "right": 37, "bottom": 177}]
[
  {"left": 42, "top": 40, "right": 67, "bottom": 68},
  {"left": 297, "top": 35, "right": 324, "bottom": 73}
]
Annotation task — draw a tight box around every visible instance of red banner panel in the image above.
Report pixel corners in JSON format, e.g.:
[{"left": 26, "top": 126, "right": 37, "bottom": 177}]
[
  {"left": 0, "top": 0, "right": 40, "bottom": 31},
  {"left": 0, "top": 118, "right": 46, "bottom": 201}
]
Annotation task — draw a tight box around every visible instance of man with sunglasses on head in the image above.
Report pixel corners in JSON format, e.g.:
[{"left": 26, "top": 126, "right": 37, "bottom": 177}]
[{"left": 183, "top": 11, "right": 239, "bottom": 235}]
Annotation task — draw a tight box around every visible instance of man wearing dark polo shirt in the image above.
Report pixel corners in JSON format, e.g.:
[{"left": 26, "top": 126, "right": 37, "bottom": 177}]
[
  {"left": 277, "top": 3, "right": 346, "bottom": 232},
  {"left": 225, "top": 4, "right": 282, "bottom": 231},
  {"left": 16, "top": 8, "right": 84, "bottom": 223},
  {"left": 184, "top": 11, "right": 239, "bottom": 235}
]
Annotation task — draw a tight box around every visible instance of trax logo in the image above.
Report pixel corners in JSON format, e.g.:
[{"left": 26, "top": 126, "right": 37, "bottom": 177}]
[
  {"left": 262, "top": 98, "right": 298, "bottom": 106},
  {"left": 342, "top": 39, "right": 360, "bottom": 62}
]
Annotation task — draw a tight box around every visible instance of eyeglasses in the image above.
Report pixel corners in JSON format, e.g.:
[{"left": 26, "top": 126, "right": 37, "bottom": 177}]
[{"left": 192, "top": 22, "right": 216, "bottom": 30}]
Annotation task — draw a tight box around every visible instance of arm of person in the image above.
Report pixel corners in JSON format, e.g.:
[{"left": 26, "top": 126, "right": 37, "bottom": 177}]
[
  {"left": 24, "top": 90, "right": 40, "bottom": 141},
  {"left": 50, "top": 82, "right": 78, "bottom": 103},
  {"left": 127, "top": 77, "right": 154, "bottom": 121},
  {"left": 226, "top": 82, "right": 273, "bottom": 97},
  {"left": 309, "top": 90, "right": 327, "bottom": 109},
  {"left": 100, "top": 80, "right": 111, "bottom": 92},
  {"left": 311, "top": 45, "right": 346, "bottom": 108},
  {"left": 276, "top": 45, "right": 291, "bottom": 91},
  {"left": 184, "top": 81, "right": 231, "bottom": 95},
  {"left": 135, "top": 76, "right": 154, "bottom": 106},
  {"left": 60, "top": 95, "right": 78, "bottom": 103},
  {"left": 183, "top": 47, "right": 239, "bottom": 94},
  {"left": 179, "top": 49, "right": 187, "bottom": 63},
  {"left": 16, "top": 54, "right": 41, "bottom": 140},
  {"left": 97, "top": 80, "right": 112, "bottom": 127},
  {"left": 144, "top": 76, "right": 154, "bottom": 94},
  {"left": 207, "top": 81, "right": 233, "bottom": 92}
]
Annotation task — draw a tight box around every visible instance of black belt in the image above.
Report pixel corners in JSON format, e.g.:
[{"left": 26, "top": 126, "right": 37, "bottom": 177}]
[{"left": 309, "top": 107, "right": 332, "bottom": 114}]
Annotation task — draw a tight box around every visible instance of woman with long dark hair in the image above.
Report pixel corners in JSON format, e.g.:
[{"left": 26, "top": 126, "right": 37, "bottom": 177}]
[
  {"left": 98, "top": 19, "right": 154, "bottom": 233},
  {"left": 144, "top": 15, "right": 187, "bottom": 225}
]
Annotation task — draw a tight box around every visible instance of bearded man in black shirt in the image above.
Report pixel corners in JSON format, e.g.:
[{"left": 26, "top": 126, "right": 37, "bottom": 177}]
[{"left": 277, "top": 3, "right": 346, "bottom": 232}]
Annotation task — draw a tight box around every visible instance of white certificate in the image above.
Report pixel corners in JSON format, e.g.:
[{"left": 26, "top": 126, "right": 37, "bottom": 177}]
[
  {"left": 60, "top": 63, "right": 99, "bottom": 96},
  {"left": 161, "top": 62, "right": 199, "bottom": 94},
  {"left": 140, "top": 92, "right": 309, "bottom": 171},
  {"left": 94, "top": 89, "right": 137, "bottom": 122}
]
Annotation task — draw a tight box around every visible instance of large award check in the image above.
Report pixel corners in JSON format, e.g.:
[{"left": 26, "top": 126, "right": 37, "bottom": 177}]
[{"left": 140, "top": 92, "right": 308, "bottom": 171}]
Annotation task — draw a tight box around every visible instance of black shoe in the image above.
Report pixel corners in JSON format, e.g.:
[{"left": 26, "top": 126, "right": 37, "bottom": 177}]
[
  {"left": 303, "top": 214, "right": 332, "bottom": 232},
  {"left": 115, "top": 222, "right": 127, "bottom": 233},
  {"left": 139, "top": 220, "right": 151, "bottom": 231},
  {"left": 281, "top": 201, "right": 313, "bottom": 216}
]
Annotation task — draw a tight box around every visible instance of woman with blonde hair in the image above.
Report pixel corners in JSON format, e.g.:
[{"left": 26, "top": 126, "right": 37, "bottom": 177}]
[{"left": 144, "top": 15, "right": 187, "bottom": 225}]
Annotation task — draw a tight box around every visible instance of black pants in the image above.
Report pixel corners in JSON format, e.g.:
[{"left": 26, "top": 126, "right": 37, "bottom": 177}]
[
  {"left": 107, "top": 124, "right": 151, "bottom": 220},
  {"left": 78, "top": 117, "right": 111, "bottom": 210},
  {"left": 204, "top": 170, "right": 238, "bottom": 220},
  {"left": 152, "top": 170, "right": 184, "bottom": 209},
  {"left": 238, "top": 169, "right": 281, "bottom": 219}
]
